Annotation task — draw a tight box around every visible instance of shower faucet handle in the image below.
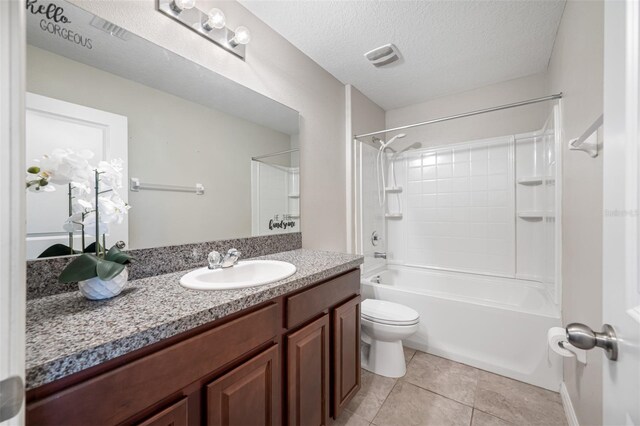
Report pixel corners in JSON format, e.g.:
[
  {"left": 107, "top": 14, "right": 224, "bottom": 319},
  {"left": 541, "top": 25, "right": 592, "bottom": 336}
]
[{"left": 371, "top": 231, "right": 382, "bottom": 247}]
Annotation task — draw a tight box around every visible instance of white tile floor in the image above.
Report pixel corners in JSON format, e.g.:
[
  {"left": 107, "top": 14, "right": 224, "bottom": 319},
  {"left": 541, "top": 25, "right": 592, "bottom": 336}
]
[{"left": 333, "top": 348, "right": 567, "bottom": 426}]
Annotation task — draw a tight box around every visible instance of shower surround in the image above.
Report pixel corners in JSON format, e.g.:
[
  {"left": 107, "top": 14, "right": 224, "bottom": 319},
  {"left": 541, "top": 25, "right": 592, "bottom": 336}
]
[{"left": 355, "top": 106, "right": 562, "bottom": 390}]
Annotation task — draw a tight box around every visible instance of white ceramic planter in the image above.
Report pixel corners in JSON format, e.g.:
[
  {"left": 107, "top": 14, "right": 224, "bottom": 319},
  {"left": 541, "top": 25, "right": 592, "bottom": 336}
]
[{"left": 78, "top": 268, "right": 128, "bottom": 300}]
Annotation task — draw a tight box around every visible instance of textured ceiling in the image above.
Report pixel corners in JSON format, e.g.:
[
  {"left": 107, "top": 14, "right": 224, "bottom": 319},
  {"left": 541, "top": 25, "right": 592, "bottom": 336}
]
[{"left": 240, "top": 0, "right": 566, "bottom": 110}]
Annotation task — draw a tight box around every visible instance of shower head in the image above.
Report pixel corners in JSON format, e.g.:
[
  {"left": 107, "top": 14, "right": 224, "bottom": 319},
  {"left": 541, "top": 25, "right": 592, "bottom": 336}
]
[
  {"left": 391, "top": 142, "right": 422, "bottom": 159},
  {"left": 404, "top": 142, "right": 422, "bottom": 151},
  {"left": 379, "top": 133, "right": 406, "bottom": 150}
]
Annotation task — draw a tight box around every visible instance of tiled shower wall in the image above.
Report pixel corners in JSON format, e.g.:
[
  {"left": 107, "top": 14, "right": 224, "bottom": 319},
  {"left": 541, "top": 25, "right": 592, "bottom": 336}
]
[
  {"left": 387, "top": 136, "right": 516, "bottom": 276},
  {"left": 514, "top": 109, "right": 558, "bottom": 299}
]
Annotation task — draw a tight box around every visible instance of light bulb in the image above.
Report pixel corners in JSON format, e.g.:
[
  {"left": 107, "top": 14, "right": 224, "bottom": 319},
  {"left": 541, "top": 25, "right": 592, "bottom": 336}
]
[
  {"left": 203, "top": 8, "right": 225, "bottom": 30},
  {"left": 171, "top": 0, "right": 196, "bottom": 13},
  {"left": 229, "top": 26, "right": 251, "bottom": 47}
]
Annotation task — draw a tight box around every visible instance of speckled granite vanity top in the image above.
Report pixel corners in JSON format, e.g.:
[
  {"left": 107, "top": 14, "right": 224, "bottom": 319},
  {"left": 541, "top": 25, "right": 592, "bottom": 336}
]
[{"left": 26, "top": 249, "right": 363, "bottom": 390}]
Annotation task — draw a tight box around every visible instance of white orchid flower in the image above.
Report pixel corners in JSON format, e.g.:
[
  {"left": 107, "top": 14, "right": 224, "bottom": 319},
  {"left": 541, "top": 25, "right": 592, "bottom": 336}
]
[
  {"left": 72, "top": 198, "right": 94, "bottom": 215},
  {"left": 81, "top": 213, "right": 111, "bottom": 236},
  {"left": 97, "top": 193, "right": 130, "bottom": 225},
  {"left": 71, "top": 180, "right": 91, "bottom": 195},
  {"left": 97, "top": 159, "right": 124, "bottom": 190},
  {"left": 36, "top": 148, "right": 94, "bottom": 186},
  {"left": 27, "top": 148, "right": 130, "bottom": 240},
  {"left": 62, "top": 212, "right": 85, "bottom": 232}
]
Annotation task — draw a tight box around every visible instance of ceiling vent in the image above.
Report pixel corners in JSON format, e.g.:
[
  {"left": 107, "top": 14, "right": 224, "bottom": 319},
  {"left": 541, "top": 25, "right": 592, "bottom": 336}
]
[
  {"left": 364, "top": 43, "right": 401, "bottom": 68},
  {"left": 90, "top": 17, "right": 131, "bottom": 41}
]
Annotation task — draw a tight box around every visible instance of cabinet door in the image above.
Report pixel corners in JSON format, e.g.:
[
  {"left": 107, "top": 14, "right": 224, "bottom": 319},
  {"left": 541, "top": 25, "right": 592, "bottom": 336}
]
[
  {"left": 207, "top": 345, "right": 279, "bottom": 426},
  {"left": 138, "top": 398, "right": 188, "bottom": 426},
  {"left": 332, "top": 296, "right": 361, "bottom": 418},
  {"left": 287, "top": 315, "right": 330, "bottom": 426}
]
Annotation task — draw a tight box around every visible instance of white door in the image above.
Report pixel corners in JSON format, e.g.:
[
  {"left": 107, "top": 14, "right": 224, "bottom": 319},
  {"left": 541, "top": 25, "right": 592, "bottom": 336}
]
[
  {"left": 602, "top": 1, "right": 640, "bottom": 425},
  {"left": 25, "top": 93, "right": 128, "bottom": 259},
  {"left": 0, "top": 0, "right": 25, "bottom": 424}
]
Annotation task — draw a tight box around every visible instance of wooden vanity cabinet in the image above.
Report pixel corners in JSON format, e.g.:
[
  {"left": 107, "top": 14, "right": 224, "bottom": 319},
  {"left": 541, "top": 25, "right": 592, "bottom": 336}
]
[
  {"left": 283, "top": 269, "right": 361, "bottom": 426},
  {"left": 138, "top": 398, "right": 189, "bottom": 426},
  {"left": 286, "top": 315, "right": 331, "bottom": 426},
  {"left": 26, "top": 268, "right": 361, "bottom": 426},
  {"left": 207, "top": 345, "right": 280, "bottom": 426},
  {"left": 332, "top": 295, "right": 361, "bottom": 418}
]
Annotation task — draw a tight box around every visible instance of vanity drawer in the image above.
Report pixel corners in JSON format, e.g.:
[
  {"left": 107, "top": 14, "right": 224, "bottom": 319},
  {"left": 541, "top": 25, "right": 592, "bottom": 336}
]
[
  {"left": 286, "top": 269, "right": 360, "bottom": 329},
  {"left": 27, "top": 302, "right": 280, "bottom": 426}
]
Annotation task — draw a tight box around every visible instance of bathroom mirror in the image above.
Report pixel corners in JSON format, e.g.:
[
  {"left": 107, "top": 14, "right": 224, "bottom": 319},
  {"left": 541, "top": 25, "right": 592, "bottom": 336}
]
[{"left": 25, "top": 0, "right": 300, "bottom": 260}]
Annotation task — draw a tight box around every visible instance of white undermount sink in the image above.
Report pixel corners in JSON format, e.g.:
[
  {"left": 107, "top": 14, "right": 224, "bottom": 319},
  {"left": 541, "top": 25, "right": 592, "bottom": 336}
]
[{"left": 179, "top": 260, "right": 297, "bottom": 290}]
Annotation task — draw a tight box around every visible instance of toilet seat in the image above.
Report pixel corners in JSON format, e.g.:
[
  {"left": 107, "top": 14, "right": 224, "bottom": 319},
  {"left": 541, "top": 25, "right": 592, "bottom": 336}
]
[{"left": 361, "top": 299, "right": 419, "bottom": 326}]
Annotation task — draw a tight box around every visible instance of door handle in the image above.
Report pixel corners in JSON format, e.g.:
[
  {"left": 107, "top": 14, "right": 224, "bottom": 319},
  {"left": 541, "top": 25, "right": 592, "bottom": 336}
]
[
  {"left": 566, "top": 323, "right": 618, "bottom": 361},
  {"left": 0, "top": 375, "right": 24, "bottom": 422}
]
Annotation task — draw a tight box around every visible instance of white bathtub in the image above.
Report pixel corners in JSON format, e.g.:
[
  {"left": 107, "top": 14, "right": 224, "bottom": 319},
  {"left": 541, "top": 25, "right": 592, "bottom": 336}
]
[{"left": 361, "top": 264, "right": 563, "bottom": 391}]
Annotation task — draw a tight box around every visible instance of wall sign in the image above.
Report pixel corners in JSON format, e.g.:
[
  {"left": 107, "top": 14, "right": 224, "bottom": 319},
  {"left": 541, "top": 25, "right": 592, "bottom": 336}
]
[
  {"left": 268, "top": 214, "right": 297, "bottom": 231},
  {"left": 27, "top": 0, "right": 92, "bottom": 50}
]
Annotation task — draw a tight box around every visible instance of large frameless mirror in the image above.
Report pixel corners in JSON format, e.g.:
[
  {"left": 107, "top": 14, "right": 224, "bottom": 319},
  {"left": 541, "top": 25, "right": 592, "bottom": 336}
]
[{"left": 25, "top": 0, "right": 300, "bottom": 260}]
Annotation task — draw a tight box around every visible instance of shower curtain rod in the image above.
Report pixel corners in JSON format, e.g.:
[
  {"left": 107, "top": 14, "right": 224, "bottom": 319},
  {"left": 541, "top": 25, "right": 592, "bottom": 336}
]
[
  {"left": 252, "top": 148, "right": 299, "bottom": 161},
  {"left": 354, "top": 93, "right": 563, "bottom": 139}
]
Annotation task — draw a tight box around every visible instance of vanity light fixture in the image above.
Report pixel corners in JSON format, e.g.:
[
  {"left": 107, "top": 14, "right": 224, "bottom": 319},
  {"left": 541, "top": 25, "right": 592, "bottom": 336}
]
[
  {"left": 228, "top": 26, "right": 251, "bottom": 47},
  {"left": 170, "top": 0, "right": 196, "bottom": 13},
  {"left": 203, "top": 8, "right": 226, "bottom": 31},
  {"left": 157, "top": 0, "right": 251, "bottom": 60}
]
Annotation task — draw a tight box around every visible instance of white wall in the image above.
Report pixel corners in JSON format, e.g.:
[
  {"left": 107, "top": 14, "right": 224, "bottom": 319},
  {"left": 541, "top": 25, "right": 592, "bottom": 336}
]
[
  {"left": 0, "top": 1, "right": 26, "bottom": 424},
  {"left": 347, "top": 85, "right": 385, "bottom": 266},
  {"left": 547, "top": 1, "right": 604, "bottom": 424},
  {"left": 68, "top": 0, "right": 346, "bottom": 251},
  {"left": 385, "top": 73, "right": 550, "bottom": 151},
  {"left": 27, "top": 45, "right": 292, "bottom": 249}
]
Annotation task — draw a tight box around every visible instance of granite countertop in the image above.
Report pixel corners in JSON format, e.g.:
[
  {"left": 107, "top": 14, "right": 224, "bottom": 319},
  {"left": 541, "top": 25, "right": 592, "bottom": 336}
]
[{"left": 26, "top": 249, "right": 363, "bottom": 390}]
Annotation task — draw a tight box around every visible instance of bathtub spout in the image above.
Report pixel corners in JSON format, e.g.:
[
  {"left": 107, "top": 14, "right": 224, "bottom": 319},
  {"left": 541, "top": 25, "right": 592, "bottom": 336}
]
[{"left": 373, "top": 252, "right": 387, "bottom": 259}]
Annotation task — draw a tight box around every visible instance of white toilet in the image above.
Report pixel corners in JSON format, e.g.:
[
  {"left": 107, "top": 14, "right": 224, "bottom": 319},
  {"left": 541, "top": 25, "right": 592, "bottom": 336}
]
[{"left": 360, "top": 299, "right": 420, "bottom": 378}]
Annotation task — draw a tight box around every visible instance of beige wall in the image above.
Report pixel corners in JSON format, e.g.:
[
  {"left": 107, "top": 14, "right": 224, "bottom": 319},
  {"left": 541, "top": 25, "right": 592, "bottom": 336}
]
[
  {"left": 547, "top": 1, "right": 604, "bottom": 424},
  {"left": 349, "top": 86, "right": 386, "bottom": 139},
  {"left": 26, "top": 45, "right": 292, "bottom": 249},
  {"left": 385, "top": 73, "right": 550, "bottom": 150},
  {"left": 68, "top": 0, "right": 346, "bottom": 251},
  {"left": 346, "top": 85, "right": 385, "bottom": 254}
]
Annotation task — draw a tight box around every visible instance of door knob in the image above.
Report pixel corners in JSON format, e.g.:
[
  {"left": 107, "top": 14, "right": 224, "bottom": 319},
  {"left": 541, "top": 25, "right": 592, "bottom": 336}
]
[
  {"left": 0, "top": 375, "right": 24, "bottom": 422},
  {"left": 566, "top": 323, "right": 618, "bottom": 361}
]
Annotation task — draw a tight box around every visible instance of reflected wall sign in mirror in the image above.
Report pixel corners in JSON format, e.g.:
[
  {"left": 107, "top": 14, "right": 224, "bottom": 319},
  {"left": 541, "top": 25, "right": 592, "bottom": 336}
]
[{"left": 25, "top": 0, "right": 301, "bottom": 260}]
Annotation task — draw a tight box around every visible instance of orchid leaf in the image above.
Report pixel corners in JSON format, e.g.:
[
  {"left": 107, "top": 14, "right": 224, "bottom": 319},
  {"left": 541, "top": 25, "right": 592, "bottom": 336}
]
[
  {"left": 105, "top": 246, "right": 133, "bottom": 264},
  {"left": 96, "top": 259, "right": 126, "bottom": 281},
  {"left": 38, "top": 244, "right": 80, "bottom": 258},
  {"left": 58, "top": 254, "right": 98, "bottom": 283},
  {"left": 83, "top": 242, "right": 103, "bottom": 254}
]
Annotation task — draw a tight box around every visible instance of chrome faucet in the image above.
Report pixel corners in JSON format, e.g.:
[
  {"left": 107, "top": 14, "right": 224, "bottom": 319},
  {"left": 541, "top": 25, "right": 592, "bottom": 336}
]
[
  {"left": 208, "top": 248, "right": 242, "bottom": 269},
  {"left": 373, "top": 252, "right": 387, "bottom": 259}
]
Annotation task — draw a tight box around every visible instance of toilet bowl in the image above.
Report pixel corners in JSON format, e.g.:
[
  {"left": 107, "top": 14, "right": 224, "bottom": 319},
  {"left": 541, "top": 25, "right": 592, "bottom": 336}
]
[{"left": 360, "top": 299, "right": 420, "bottom": 378}]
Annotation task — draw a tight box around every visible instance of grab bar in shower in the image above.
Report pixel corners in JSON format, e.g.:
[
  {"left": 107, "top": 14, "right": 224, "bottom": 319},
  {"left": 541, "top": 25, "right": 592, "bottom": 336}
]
[{"left": 129, "top": 178, "right": 205, "bottom": 195}]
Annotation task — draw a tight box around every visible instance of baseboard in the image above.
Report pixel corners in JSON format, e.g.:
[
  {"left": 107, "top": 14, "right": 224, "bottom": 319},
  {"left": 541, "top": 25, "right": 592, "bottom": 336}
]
[{"left": 560, "top": 382, "right": 579, "bottom": 426}]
